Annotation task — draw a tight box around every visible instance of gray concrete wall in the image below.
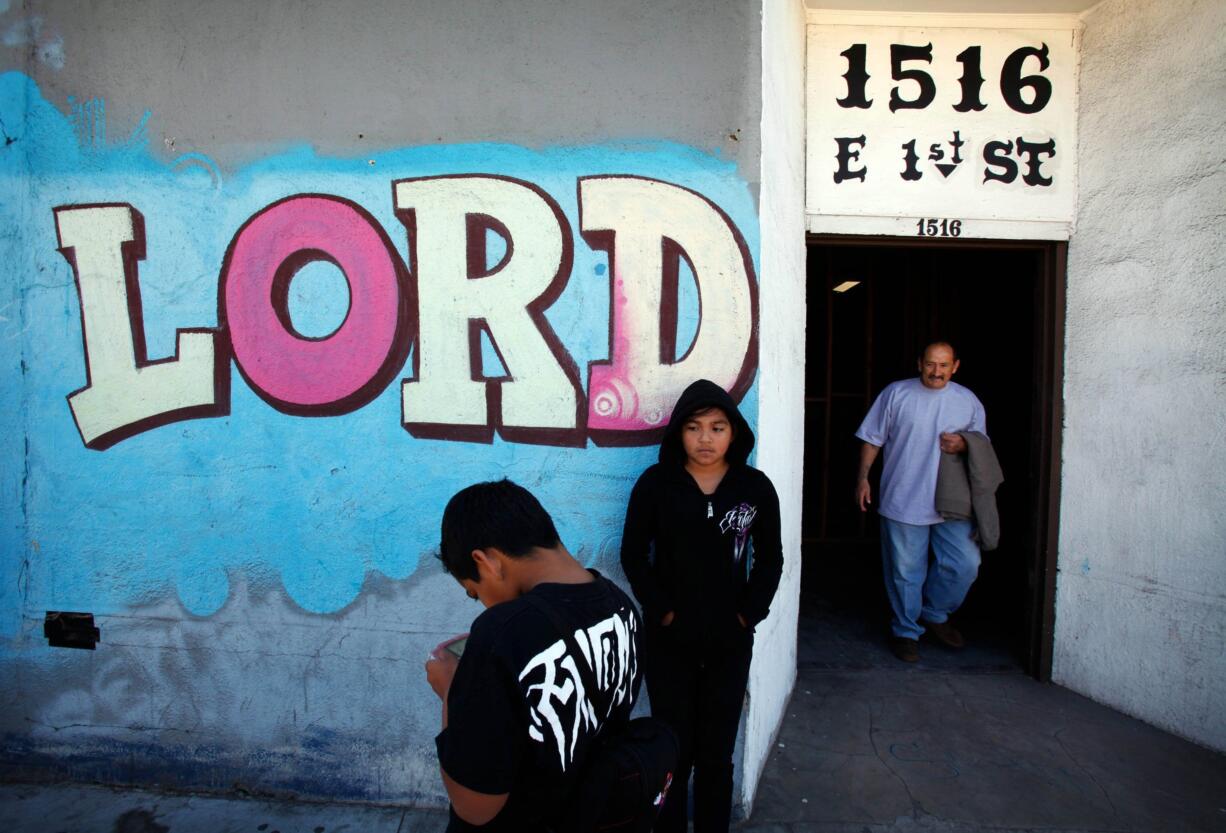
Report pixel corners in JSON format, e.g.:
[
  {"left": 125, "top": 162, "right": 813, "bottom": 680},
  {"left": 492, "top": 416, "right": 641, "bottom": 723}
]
[
  {"left": 18, "top": 0, "right": 761, "bottom": 177},
  {"left": 0, "top": 0, "right": 770, "bottom": 807},
  {"left": 1056, "top": 0, "right": 1226, "bottom": 751}
]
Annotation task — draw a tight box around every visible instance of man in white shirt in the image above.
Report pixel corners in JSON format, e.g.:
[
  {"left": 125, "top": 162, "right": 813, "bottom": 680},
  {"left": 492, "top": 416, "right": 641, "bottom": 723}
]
[{"left": 855, "top": 342, "right": 986, "bottom": 662}]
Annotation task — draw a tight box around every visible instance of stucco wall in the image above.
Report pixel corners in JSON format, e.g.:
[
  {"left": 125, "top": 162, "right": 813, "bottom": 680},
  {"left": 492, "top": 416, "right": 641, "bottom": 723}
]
[
  {"left": 1056, "top": 0, "right": 1226, "bottom": 750},
  {"left": 0, "top": 0, "right": 783, "bottom": 806},
  {"left": 741, "top": 0, "right": 807, "bottom": 815}
]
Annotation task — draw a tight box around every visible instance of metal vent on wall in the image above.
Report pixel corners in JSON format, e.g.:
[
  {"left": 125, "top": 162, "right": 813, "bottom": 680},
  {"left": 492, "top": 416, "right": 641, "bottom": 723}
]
[{"left": 44, "top": 611, "right": 100, "bottom": 650}]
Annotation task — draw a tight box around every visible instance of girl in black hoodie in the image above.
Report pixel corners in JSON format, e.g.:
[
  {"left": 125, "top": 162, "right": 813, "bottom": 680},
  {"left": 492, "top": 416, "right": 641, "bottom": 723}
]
[{"left": 620, "top": 379, "right": 783, "bottom": 833}]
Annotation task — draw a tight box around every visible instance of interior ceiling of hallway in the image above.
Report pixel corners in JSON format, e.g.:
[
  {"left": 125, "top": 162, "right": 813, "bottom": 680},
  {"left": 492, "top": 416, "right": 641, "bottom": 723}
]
[{"left": 806, "top": 1, "right": 1100, "bottom": 12}]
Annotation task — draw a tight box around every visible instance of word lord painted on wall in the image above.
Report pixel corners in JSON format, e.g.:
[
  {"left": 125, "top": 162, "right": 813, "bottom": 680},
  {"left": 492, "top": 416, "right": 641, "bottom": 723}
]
[{"left": 56, "top": 175, "right": 756, "bottom": 451}]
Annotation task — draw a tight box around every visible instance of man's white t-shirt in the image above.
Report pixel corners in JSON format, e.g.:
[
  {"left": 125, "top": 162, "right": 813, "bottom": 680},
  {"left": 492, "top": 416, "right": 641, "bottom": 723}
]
[{"left": 855, "top": 378, "right": 987, "bottom": 526}]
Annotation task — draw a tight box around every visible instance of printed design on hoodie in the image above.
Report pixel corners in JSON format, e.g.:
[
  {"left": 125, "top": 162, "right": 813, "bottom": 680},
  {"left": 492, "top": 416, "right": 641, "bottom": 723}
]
[
  {"left": 518, "top": 607, "right": 639, "bottom": 771},
  {"left": 719, "top": 503, "right": 758, "bottom": 564}
]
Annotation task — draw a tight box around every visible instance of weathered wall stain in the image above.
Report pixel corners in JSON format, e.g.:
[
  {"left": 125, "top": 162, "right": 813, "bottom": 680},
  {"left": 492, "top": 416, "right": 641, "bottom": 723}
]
[{"left": 113, "top": 808, "right": 170, "bottom": 833}]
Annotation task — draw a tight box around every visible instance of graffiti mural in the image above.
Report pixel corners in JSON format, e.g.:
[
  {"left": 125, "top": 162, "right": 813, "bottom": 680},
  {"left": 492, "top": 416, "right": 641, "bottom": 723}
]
[
  {"left": 57, "top": 172, "right": 755, "bottom": 453},
  {"left": 0, "top": 72, "right": 760, "bottom": 624},
  {"left": 54, "top": 182, "right": 756, "bottom": 449},
  {"left": 582, "top": 176, "right": 756, "bottom": 441}
]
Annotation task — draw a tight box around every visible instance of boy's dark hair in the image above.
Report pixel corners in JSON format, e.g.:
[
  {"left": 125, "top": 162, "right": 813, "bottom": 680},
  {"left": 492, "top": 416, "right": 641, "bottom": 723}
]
[{"left": 438, "top": 479, "right": 562, "bottom": 582}]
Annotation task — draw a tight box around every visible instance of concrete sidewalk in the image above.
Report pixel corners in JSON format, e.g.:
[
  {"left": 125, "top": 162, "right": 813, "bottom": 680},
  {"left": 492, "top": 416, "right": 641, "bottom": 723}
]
[
  {"left": 741, "top": 599, "right": 1226, "bottom": 832},
  {"left": 6, "top": 666, "right": 1225, "bottom": 833},
  {"left": 4, "top": 607, "right": 1225, "bottom": 833},
  {"left": 745, "top": 665, "right": 1226, "bottom": 832}
]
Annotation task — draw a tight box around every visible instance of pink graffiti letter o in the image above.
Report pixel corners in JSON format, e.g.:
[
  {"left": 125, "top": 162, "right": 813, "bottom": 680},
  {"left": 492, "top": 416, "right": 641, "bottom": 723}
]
[{"left": 223, "top": 195, "right": 405, "bottom": 411}]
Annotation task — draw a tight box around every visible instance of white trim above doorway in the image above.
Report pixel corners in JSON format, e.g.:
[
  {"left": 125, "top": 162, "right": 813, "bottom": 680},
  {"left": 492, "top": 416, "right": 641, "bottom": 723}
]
[
  {"left": 808, "top": 213, "right": 1072, "bottom": 241},
  {"left": 807, "top": 9, "right": 1085, "bottom": 30}
]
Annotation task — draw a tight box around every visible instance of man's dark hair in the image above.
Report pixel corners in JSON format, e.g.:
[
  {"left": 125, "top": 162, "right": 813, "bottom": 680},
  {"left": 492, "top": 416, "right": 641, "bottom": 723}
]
[
  {"left": 920, "top": 340, "right": 958, "bottom": 361},
  {"left": 438, "top": 479, "right": 562, "bottom": 582}
]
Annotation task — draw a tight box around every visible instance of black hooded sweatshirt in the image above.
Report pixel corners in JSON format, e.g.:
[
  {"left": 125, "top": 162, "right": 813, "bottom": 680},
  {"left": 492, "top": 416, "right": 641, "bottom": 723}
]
[{"left": 619, "top": 380, "right": 783, "bottom": 642}]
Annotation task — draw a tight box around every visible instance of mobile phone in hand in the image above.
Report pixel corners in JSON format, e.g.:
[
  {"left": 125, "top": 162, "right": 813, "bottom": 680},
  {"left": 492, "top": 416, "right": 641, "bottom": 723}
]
[{"left": 433, "top": 633, "right": 469, "bottom": 659}]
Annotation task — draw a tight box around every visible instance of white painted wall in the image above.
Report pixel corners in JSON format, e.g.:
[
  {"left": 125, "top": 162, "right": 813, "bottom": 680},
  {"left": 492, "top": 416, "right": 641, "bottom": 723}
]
[
  {"left": 742, "top": 0, "right": 809, "bottom": 814},
  {"left": 1055, "top": 0, "right": 1226, "bottom": 751}
]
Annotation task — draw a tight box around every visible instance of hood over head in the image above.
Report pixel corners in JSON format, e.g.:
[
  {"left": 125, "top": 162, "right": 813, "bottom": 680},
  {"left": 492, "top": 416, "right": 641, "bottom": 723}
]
[{"left": 659, "top": 379, "right": 755, "bottom": 466}]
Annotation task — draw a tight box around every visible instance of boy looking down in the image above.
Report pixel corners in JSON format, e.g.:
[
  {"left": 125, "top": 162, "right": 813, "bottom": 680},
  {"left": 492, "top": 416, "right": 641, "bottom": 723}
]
[{"left": 426, "top": 479, "right": 644, "bottom": 831}]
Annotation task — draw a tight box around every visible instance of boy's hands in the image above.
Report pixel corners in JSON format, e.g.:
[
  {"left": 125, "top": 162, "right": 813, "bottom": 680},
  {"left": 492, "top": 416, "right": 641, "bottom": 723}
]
[{"left": 425, "top": 650, "right": 459, "bottom": 701}]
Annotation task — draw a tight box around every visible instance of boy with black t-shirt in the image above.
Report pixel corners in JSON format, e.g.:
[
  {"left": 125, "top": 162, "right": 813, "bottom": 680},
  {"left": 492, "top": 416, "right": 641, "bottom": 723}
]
[{"left": 425, "top": 479, "right": 644, "bottom": 832}]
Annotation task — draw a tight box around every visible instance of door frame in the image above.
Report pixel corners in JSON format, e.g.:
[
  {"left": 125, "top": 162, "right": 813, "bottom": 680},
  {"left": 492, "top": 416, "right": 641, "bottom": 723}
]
[{"left": 805, "top": 233, "right": 1066, "bottom": 681}]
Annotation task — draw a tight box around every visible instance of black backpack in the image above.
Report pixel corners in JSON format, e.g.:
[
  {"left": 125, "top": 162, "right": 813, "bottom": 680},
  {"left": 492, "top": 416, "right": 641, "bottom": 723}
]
[{"left": 524, "top": 593, "right": 678, "bottom": 833}]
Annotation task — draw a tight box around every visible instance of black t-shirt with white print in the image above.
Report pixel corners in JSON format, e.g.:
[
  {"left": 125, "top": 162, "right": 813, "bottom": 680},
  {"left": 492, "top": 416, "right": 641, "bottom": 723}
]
[{"left": 436, "top": 571, "right": 643, "bottom": 832}]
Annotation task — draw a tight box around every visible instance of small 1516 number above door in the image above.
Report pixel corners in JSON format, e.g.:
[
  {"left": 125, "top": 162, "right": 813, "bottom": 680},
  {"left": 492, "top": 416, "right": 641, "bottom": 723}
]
[{"left": 916, "top": 218, "right": 962, "bottom": 237}]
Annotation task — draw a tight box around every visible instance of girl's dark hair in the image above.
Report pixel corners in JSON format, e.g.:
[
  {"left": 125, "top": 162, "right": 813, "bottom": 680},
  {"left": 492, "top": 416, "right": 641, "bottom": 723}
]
[{"left": 438, "top": 479, "right": 561, "bottom": 582}]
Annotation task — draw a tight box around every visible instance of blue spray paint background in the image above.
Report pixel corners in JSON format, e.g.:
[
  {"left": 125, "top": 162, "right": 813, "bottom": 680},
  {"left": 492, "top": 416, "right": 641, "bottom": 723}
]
[{"left": 0, "top": 71, "right": 760, "bottom": 642}]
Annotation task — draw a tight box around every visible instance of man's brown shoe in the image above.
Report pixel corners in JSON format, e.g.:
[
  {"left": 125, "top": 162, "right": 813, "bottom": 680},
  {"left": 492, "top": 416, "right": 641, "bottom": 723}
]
[
  {"left": 889, "top": 637, "right": 919, "bottom": 662},
  {"left": 921, "top": 619, "right": 965, "bottom": 649}
]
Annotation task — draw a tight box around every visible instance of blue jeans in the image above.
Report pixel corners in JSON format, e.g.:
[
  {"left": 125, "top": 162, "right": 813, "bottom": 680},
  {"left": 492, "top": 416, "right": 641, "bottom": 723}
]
[{"left": 880, "top": 517, "right": 980, "bottom": 640}]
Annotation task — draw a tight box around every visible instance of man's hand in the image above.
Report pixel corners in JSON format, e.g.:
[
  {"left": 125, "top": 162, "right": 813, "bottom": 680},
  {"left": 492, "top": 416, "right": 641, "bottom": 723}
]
[
  {"left": 856, "top": 479, "right": 872, "bottom": 512},
  {"left": 857, "top": 443, "right": 880, "bottom": 512},
  {"left": 660, "top": 610, "right": 675, "bottom": 627},
  {"left": 940, "top": 432, "right": 967, "bottom": 454},
  {"left": 425, "top": 651, "right": 459, "bottom": 701}
]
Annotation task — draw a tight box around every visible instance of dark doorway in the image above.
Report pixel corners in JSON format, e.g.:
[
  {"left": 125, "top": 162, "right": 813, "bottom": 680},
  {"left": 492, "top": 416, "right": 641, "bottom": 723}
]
[{"left": 801, "top": 238, "right": 1064, "bottom": 678}]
